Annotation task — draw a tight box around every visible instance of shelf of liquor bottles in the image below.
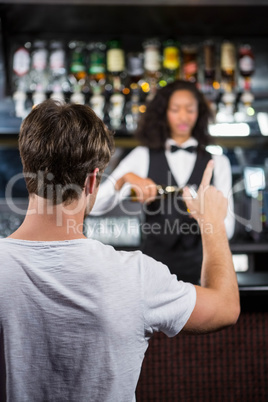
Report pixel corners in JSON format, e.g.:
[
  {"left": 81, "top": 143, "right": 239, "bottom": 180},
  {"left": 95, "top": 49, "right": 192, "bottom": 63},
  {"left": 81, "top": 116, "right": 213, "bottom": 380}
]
[
  {"left": 3, "top": 33, "right": 268, "bottom": 140},
  {"left": 1, "top": 2, "right": 268, "bottom": 143}
]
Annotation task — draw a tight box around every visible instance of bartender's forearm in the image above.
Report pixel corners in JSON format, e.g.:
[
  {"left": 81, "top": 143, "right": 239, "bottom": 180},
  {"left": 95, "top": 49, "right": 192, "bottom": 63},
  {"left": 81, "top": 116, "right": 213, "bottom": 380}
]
[{"left": 115, "top": 173, "right": 132, "bottom": 191}]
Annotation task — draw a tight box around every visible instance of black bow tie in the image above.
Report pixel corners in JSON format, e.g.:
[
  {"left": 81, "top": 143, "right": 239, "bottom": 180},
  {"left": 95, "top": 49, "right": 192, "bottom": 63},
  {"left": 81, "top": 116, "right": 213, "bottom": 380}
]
[{"left": 170, "top": 145, "right": 197, "bottom": 153}]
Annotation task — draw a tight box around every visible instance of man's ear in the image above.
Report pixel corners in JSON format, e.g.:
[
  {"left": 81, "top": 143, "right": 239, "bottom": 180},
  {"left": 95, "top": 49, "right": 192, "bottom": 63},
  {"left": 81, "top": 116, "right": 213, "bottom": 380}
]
[{"left": 84, "top": 168, "right": 99, "bottom": 196}]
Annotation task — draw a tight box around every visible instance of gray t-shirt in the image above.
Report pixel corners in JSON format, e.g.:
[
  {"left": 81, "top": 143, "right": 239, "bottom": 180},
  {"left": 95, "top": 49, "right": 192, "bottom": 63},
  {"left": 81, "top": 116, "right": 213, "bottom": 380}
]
[{"left": 0, "top": 238, "right": 196, "bottom": 402}]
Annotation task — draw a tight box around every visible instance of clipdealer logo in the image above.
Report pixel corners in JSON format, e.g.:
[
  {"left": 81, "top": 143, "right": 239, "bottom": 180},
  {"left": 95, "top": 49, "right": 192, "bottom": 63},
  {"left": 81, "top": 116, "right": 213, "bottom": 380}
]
[
  {"left": 3, "top": 169, "right": 267, "bottom": 235},
  {"left": 82, "top": 217, "right": 213, "bottom": 238}
]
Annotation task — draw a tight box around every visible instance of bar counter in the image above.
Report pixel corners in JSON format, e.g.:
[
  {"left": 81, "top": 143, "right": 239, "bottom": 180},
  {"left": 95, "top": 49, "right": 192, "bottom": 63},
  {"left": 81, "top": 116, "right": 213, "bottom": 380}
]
[{"left": 136, "top": 281, "right": 268, "bottom": 402}]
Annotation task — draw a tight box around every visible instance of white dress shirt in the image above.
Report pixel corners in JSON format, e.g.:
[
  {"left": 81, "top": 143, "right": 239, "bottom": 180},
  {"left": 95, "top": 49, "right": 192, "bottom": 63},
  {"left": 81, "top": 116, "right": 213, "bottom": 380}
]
[{"left": 92, "top": 138, "right": 235, "bottom": 239}]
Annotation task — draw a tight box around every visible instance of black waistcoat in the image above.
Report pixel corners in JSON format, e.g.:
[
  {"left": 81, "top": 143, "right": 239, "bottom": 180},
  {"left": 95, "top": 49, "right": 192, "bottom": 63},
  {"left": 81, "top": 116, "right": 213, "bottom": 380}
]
[{"left": 142, "top": 148, "right": 212, "bottom": 284}]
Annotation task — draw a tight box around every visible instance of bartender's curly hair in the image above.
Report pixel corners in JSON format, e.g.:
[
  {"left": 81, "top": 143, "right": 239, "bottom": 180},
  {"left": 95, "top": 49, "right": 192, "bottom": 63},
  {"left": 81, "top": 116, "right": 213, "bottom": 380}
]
[{"left": 135, "top": 79, "right": 214, "bottom": 150}]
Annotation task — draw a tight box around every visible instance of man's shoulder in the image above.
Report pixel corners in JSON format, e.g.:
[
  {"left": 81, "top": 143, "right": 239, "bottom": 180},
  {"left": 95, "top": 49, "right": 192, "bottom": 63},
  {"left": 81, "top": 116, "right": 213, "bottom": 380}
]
[
  {"left": 87, "top": 239, "right": 169, "bottom": 278},
  {"left": 91, "top": 238, "right": 144, "bottom": 265}
]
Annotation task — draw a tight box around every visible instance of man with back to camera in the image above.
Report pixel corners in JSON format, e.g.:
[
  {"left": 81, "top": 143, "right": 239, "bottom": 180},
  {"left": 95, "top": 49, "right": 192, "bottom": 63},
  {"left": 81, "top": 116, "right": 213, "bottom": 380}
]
[{"left": 0, "top": 99, "right": 240, "bottom": 401}]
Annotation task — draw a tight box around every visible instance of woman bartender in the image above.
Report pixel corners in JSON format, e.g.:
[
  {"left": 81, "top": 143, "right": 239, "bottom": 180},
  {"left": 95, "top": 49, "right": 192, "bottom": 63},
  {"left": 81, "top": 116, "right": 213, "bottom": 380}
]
[{"left": 92, "top": 79, "right": 235, "bottom": 284}]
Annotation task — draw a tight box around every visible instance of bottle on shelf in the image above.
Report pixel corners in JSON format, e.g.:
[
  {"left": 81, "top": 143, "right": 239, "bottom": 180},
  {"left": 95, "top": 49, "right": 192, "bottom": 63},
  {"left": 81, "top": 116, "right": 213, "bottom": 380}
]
[
  {"left": 48, "top": 40, "right": 70, "bottom": 95},
  {"left": 106, "top": 39, "right": 126, "bottom": 93},
  {"left": 218, "top": 40, "right": 237, "bottom": 122},
  {"left": 234, "top": 90, "right": 255, "bottom": 123},
  {"left": 89, "top": 89, "right": 106, "bottom": 120},
  {"left": 12, "top": 42, "right": 32, "bottom": 118},
  {"left": 181, "top": 43, "right": 198, "bottom": 84},
  {"left": 127, "top": 52, "right": 144, "bottom": 86},
  {"left": 201, "top": 40, "right": 219, "bottom": 115},
  {"left": 28, "top": 39, "right": 49, "bottom": 93},
  {"left": 107, "top": 92, "right": 125, "bottom": 130},
  {"left": 124, "top": 52, "right": 145, "bottom": 132},
  {"left": 238, "top": 43, "right": 255, "bottom": 92},
  {"left": 12, "top": 42, "right": 31, "bottom": 93},
  {"left": 50, "top": 82, "right": 65, "bottom": 103},
  {"left": 87, "top": 41, "right": 107, "bottom": 96},
  {"left": 126, "top": 51, "right": 144, "bottom": 98},
  {"left": 13, "top": 82, "right": 27, "bottom": 119},
  {"left": 70, "top": 84, "right": 86, "bottom": 105},
  {"left": 202, "top": 40, "right": 217, "bottom": 90},
  {"left": 220, "top": 40, "right": 236, "bottom": 93},
  {"left": 142, "top": 38, "right": 162, "bottom": 101},
  {"left": 160, "top": 39, "right": 180, "bottom": 86},
  {"left": 124, "top": 85, "right": 144, "bottom": 133},
  {"left": 32, "top": 83, "right": 47, "bottom": 107},
  {"left": 236, "top": 43, "right": 255, "bottom": 122},
  {"left": 217, "top": 92, "right": 236, "bottom": 123},
  {"left": 68, "top": 40, "right": 87, "bottom": 94},
  {"left": 106, "top": 39, "right": 126, "bottom": 130}
]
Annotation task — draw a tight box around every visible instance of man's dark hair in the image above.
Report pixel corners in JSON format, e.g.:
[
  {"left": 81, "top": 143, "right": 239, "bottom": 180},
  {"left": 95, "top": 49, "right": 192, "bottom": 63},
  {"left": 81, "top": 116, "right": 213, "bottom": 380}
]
[
  {"left": 19, "top": 99, "right": 114, "bottom": 204},
  {"left": 136, "top": 79, "right": 214, "bottom": 150}
]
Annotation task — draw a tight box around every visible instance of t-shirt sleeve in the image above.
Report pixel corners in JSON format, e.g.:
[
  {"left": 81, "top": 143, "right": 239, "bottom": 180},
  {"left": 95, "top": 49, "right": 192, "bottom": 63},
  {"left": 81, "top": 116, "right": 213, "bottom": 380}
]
[{"left": 141, "top": 253, "right": 197, "bottom": 338}]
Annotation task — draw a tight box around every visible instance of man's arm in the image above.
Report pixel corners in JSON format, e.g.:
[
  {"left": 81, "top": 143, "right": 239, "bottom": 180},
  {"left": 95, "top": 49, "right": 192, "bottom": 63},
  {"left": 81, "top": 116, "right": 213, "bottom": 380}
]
[
  {"left": 182, "top": 160, "right": 240, "bottom": 333},
  {"left": 213, "top": 154, "right": 235, "bottom": 239}
]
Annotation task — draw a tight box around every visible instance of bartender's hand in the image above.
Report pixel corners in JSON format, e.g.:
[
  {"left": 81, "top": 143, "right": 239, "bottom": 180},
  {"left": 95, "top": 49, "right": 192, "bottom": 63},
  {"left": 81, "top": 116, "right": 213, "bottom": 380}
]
[
  {"left": 115, "top": 173, "right": 158, "bottom": 203},
  {"left": 183, "top": 160, "right": 228, "bottom": 232}
]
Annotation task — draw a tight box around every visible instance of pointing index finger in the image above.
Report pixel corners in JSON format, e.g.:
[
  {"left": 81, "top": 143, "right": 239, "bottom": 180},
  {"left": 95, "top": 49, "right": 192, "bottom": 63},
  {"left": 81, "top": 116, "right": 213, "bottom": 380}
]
[{"left": 200, "top": 159, "right": 214, "bottom": 188}]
